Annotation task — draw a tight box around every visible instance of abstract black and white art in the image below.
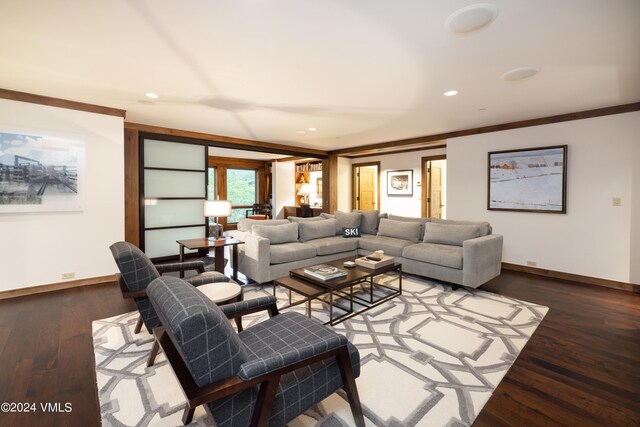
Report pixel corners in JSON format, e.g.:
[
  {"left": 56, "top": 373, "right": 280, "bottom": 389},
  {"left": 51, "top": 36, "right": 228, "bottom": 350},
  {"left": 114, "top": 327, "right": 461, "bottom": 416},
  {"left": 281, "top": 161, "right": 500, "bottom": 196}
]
[
  {"left": 0, "top": 129, "right": 84, "bottom": 213},
  {"left": 488, "top": 145, "right": 567, "bottom": 213}
]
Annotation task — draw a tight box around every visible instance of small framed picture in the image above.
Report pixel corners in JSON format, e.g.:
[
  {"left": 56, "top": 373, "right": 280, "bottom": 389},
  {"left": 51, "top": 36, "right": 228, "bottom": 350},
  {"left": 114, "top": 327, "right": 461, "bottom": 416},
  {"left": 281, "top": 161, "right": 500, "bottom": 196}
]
[{"left": 387, "top": 170, "right": 413, "bottom": 196}]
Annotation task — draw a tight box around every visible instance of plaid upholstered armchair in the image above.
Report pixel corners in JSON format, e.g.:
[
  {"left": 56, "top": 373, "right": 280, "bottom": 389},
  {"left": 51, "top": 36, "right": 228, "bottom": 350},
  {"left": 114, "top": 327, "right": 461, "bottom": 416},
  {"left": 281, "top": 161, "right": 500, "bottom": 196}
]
[
  {"left": 109, "top": 241, "right": 237, "bottom": 363},
  {"left": 147, "top": 276, "right": 365, "bottom": 427}
]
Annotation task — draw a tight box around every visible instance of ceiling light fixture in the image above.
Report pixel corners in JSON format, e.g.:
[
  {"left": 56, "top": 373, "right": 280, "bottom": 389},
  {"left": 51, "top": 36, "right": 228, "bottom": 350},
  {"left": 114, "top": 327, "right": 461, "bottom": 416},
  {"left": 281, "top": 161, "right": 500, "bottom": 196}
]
[
  {"left": 307, "top": 127, "right": 317, "bottom": 132},
  {"left": 296, "top": 130, "right": 307, "bottom": 134},
  {"left": 443, "top": 90, "right": 459, "bottom": 97},
  {"left": 445, "top": 3, "right": 499, "bottom": 34},
  {"left": 501, "top": 67, "right": 540, "bottom": 81},
  {"left": 145, "top": 92, "right": 159, "bottom": 99}
]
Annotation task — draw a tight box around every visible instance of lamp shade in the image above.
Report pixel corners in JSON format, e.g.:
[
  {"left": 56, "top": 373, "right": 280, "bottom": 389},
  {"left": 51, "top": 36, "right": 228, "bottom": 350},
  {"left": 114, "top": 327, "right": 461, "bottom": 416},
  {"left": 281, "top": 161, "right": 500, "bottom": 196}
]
[
  {"left": 204, "top": 200, "right": 232, "bottom": 217},
  {"left": 298, "top": 184, "right": 311, "bottom": 195}
]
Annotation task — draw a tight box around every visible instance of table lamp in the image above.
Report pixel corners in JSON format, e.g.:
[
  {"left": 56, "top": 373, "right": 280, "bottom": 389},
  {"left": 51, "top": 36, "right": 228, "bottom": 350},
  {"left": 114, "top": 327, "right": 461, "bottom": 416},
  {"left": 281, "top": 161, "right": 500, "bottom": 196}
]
[
  {"left": 204, "top": 200, "right": 232, "bottom": 239},
  {"left": 298, "top": 183, "right": 311, "bottom": 204}
]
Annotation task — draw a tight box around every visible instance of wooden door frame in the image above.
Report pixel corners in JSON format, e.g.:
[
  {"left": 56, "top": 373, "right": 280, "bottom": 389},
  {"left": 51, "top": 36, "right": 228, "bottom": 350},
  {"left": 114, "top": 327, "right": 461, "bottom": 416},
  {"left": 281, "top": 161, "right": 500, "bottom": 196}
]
[
  {"left": 351, "top": 161, "right": 381, "bottom": 211},
  {"left": 421, "top": 155, "right": 446, "bottom": 218}
]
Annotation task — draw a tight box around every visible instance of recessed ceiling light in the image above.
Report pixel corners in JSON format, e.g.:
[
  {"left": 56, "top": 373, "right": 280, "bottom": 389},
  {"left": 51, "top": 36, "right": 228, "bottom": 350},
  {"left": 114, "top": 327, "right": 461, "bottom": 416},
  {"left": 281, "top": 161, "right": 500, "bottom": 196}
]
[
  {"left": 478, "top": 107, "right": 488, "bottom": 111},
  {"left": 307, "top": 127, "right": 317, "bottom": 132},
  {"left": 445, "top": 3, "right": 499, "bottom": 34},
  {"left": 443, "top": 90, "right": 459, "bottom": 97},
  {"left": 145, "top": 92, "right": 159, "bottom": 99},
  {"left": 296, "top": 130, "right": 307, "bottom": 134},
  {"left": 501, "top": 67, "right": 540, "bottom": 81}
]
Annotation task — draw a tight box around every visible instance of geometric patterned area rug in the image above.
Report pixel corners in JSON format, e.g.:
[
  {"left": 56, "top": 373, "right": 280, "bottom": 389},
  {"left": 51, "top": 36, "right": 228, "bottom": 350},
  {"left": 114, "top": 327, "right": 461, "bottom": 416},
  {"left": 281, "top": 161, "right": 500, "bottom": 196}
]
[{"left": 93, "top": 273, "right": 548, "bottom": 426}]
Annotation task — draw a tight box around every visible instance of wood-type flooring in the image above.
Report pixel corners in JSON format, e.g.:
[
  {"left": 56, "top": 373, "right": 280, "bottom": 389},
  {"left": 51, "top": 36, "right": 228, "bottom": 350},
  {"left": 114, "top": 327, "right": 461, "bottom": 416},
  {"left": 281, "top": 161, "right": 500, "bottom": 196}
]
[{"left": 0, "top": 271, "right": 638, "bottom": 426}]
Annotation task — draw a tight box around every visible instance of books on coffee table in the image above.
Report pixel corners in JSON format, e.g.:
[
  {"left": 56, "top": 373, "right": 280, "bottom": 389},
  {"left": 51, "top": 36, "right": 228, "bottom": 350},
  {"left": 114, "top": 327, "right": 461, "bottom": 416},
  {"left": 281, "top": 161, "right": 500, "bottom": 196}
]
[
  {"left": 355, "top": 255, "right": 395, "bottom": 269},
  {"left": 303, "top": 264, "right": 348, "bottom": 281}
]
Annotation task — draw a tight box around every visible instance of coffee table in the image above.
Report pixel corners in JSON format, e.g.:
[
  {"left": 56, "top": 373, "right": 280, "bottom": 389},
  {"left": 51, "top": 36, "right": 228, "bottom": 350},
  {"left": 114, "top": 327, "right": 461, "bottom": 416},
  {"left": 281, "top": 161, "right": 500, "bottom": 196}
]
[{"left": 273, "top": 257, "right": 402, "bottom": 325}]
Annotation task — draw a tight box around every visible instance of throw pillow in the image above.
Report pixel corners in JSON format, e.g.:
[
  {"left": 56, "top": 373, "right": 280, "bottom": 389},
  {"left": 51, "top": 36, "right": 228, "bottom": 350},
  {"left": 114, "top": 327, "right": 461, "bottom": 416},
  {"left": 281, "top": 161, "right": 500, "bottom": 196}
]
[
  {"left": 342, "top": 226, "right": 361, "bottom": 238},
  {"left": 252, "top": 222, "right": 299, "bottom": 244},
  {"left": 334, "top": 210, "right": 362, "bottom": 235},
  {"left": 298, "top": 219, "right": 338, "bottom": 242},
  {"left": 423, "top": 223, "right": 480, "bottom": 246},
  {"left": 288, "top": 216, "right": 325, "bottom": 222},
  {"left": 377, "top": 218, "right": 422, "bottom": 243}
]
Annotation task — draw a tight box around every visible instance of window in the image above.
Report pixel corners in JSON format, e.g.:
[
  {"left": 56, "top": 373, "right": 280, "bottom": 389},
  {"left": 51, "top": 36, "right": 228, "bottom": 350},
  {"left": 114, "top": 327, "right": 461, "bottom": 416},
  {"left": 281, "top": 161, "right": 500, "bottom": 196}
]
[{"left": 226, "top": 168, "right": 257, "bottom": 223}]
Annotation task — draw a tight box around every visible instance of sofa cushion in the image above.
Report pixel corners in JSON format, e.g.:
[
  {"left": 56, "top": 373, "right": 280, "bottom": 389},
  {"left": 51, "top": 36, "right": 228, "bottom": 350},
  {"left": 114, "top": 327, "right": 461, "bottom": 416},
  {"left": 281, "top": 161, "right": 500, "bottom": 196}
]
[
  {"left": 319, "top": 212, "right": 335, "bottom": 219},
  {"left": 288, "top": 216, "right": 325, "bottom": 223},
  {"left": 269, "top": 242, "right": 317, "bottom": 264},
  {"left": 423, "top": 223, "right": 480, "bottom": 246},
  {"left": 429, "top": 218, "right": 492, "bottom": 236},
  {"left": 358, "top": 235, "right": 414, "bottom": 257},
  {"left": 307, "top": 236, "right": 359, "bottom": 256},
  {"left": 354, "top": 210, "right": 379, "bottom": 235},
  {"left": 387, "top": 214, "right": 430, "bottom": 239},
  {"left": 298, "top": 219, "right": 338, "bottom": 242},
  {"left": 334, "top": 210, "right": 362, "bottom": 235},
  {"left": 252, "top": 222, "right": 299, "bottom": 244},
  {"left": 377, "top": 218, "right": 423, "bottom": 243},
  {"left": 238, "top": 218, "right": 289, "bottom": 232},
  {"left": 402, "top": 243, "right": 463, "bottom": 270}
]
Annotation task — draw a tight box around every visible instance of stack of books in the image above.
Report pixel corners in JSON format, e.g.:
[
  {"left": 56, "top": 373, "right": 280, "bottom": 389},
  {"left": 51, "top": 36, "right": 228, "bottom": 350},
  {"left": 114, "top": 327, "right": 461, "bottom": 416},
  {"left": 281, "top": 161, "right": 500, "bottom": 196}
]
[{"left": 303, "top": 264, "right": 347, "bottom": 281}]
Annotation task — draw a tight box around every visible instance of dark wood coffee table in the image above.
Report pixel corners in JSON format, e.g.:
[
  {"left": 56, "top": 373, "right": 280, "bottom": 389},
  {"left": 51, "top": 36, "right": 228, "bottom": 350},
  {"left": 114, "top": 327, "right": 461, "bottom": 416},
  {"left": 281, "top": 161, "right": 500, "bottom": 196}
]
[{"left": 273, "top": 257, "right": 402, "bottom": 325}]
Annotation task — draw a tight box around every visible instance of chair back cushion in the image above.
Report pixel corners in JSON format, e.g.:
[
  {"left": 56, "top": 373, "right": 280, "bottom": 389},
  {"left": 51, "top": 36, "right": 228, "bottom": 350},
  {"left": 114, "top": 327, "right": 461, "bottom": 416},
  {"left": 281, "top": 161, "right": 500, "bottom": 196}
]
[
  {"left": 109, "top": 241, "right": 160, "bottom": 292},
  {"left": 147, "top": 276, "right": 249, "bottom": 388}
]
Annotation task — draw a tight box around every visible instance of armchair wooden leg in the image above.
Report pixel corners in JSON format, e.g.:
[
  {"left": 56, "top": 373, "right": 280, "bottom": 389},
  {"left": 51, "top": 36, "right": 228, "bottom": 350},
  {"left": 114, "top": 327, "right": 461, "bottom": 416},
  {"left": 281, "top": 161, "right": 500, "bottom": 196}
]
[
  {"left": 182, "top": 404, "right": 195, "bottom": 425},
  {"left": 147, "top": 339, "right": 161, "bottom": 367},
  {"left": 337, "top": 348, "right": 366, "bottom": 427},
  {"left": 134, "top": 316, "right": 144, "bottom": 334},
  {"left": 235, "top": 317, "right": 243, "bottom": 332},
  {"left": 250, "top": 378, "right": 280, "bottom": 427}
]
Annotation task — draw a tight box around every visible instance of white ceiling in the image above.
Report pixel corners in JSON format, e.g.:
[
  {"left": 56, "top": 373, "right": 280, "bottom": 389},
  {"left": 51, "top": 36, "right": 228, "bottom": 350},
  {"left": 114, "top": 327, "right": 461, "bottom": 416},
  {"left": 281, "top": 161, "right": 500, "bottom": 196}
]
[{"left": 1, "top": 1, "right": 639, "bottom": 152}]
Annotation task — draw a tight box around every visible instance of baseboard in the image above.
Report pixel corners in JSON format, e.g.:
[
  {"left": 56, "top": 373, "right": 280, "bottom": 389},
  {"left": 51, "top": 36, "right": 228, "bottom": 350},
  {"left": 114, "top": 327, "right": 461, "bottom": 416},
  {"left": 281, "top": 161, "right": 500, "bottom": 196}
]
[
  {"left": 501, "top": 263, "right": 640, "bottom": 293},
  {"left": 0, "top": 274, "right": 116, "bottom": 300}
]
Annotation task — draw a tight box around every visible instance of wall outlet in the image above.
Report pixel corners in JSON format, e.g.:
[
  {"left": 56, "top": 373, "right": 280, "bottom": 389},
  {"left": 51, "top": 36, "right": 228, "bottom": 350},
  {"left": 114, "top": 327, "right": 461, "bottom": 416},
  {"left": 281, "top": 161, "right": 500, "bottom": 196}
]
[
  {"left": 61, "top": 272, "right": 75, "bottom": 280},
  {"left": 612, "top": 197, "right": 622, "bottom": 207},
  {"left": 526, "top": 260, "right": 537, "bottom": 267}
]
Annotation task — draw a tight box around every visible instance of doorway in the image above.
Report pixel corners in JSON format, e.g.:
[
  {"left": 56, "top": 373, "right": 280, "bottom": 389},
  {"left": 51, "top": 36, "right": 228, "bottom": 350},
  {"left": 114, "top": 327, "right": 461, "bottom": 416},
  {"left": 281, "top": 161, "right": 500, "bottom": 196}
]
[
  {"left": 352, "top": 162, "right": 380, "bottom": 211},
  {"left": 421, "top": 155, "right": 446, "bottom": 218}
]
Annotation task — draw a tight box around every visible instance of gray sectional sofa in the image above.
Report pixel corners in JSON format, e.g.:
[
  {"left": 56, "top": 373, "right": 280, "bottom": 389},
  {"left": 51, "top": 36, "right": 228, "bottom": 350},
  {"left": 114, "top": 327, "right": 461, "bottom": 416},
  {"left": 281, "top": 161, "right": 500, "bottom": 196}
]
[{"left": 227, "top": 210, "right": 503, "bottom": 289}]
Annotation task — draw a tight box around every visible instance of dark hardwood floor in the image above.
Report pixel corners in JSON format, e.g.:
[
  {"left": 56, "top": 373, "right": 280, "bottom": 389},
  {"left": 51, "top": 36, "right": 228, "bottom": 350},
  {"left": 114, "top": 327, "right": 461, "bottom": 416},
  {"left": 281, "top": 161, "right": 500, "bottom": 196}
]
[{"left": 0, "top": 271, "right": 638, "bottom": 426}]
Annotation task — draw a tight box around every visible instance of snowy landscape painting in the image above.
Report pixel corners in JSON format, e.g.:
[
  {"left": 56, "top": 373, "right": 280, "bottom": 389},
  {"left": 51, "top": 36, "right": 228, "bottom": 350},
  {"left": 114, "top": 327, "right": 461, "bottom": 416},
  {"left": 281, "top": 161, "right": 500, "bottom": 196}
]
[{"left": 488, "top": 145, "right": 567, "bottom": 213}]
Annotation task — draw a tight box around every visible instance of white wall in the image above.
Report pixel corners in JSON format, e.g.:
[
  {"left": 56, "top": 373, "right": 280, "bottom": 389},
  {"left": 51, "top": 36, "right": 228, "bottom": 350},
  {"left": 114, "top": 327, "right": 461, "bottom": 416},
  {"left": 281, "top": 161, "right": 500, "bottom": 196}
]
[
  {"left": 348, "top": 148, "right": 447, "bottom": 216},
  {"left": 447, "top": 112, "right": 639, "bottom": 283},
  {"left": 0, "top": 99, "right": 124, "bottom": 291},
  {"left": 273, "top": 161, "right": 294, "bottom": 218},
  {"left": 630, "top": 135, "right": 640, "bottom": 284},
  {"left": 337, "top": 157, "right": 352, "bottom": 211}
]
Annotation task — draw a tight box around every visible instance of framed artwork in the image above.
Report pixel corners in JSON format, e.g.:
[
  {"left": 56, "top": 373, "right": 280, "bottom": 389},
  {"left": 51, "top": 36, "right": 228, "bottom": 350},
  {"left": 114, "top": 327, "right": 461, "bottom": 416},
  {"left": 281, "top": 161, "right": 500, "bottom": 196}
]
[
  {"left": 488, "top": 145, "right": 567, "bottom": 213},
  {"left": 387, "top": 169, "right": 413, "bottom": 196},
  {"left": 0, "top": 128, "right": 84, "bottom": 213}
]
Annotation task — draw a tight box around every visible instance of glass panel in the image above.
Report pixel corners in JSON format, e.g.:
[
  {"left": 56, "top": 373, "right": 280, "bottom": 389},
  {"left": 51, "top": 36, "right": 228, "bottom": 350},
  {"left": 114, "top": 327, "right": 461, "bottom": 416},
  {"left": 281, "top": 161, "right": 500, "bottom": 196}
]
[
  {"left": 144, "top": 139, "right": 204, "bottom": 170},
  {"left": 207, "top": 167, "right": 217, "bottom": 200},
  {"left": 144, "top": 170, "right": 205, "bottom": 198},
  {"left": 144, "top": 199, "right": 204, "bottom": 228},
  {"left": 227, "top": 169, "right": 256, "bottom": 206},
  {"left": 228, "top": 207, "right": 252, "bottom": 224},
  {"left": 144, "top": 226, "right": 206, "bottom": 258}
]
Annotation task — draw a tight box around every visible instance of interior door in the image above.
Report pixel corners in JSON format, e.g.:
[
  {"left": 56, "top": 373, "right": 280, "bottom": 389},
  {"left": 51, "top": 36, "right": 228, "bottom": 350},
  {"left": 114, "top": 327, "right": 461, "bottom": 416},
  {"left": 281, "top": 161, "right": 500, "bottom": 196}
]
[
  {"left": 430, "top": 164, "right": 443, "bottom": 219},
  {"left": 358, "top": 167, "right": 376, "bottom": 210}
]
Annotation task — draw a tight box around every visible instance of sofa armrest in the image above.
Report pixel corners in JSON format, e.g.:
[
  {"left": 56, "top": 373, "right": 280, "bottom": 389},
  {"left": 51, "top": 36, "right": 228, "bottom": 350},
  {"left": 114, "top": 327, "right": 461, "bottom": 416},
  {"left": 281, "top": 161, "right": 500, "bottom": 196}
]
[
  {"left": 239, "top": 234, "right": 271, "bottom": 283},
  {"left": 462, "top": 234, "right": 503, "bottom": 288}
]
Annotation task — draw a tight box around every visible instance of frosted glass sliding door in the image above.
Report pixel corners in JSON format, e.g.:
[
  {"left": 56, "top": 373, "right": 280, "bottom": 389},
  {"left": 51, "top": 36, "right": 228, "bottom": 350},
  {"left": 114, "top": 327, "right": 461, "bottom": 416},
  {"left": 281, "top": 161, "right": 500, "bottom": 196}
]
[{"left": 142, "top": 139, "right": 206, "bottom": 259}]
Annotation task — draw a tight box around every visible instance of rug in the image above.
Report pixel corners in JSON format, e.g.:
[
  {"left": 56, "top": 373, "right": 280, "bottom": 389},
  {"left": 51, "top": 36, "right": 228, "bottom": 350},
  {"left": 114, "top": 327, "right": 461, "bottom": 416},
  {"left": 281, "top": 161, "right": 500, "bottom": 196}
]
[{"left": 93, "top": 274, "right": 548, "bottom": 426}]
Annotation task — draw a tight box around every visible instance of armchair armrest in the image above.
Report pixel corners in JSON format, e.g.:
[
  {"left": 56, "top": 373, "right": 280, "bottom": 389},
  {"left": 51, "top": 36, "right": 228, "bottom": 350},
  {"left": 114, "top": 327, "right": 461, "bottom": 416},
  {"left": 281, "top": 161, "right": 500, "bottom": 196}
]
[
  {"left": 220, "top": 295, "right": 279, "bottom": 319},
  {"left": 238, "top": 332, "right": 348, "bottom": 381},
  {"left": 157, "top": 260, "right": 206, "bottom": 274},
  {"left": 184, "top": 271, "right": 232, "bottom": 286},
  {"left": 463, "top": 234, "right": 503, "bottom": 288}
]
